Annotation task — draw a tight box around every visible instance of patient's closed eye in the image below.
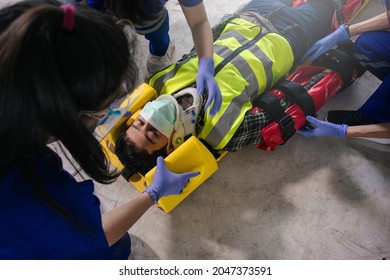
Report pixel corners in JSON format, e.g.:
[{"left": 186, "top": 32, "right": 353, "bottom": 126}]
[
  {"left": 134, "top": 119, "right": 143, "bottom": 127},
  {"left": 134, "top": 118, "right": 161, "bottom": 137},
  {"left": 150, "top": 127, "right": 160, "bottom": 137}
]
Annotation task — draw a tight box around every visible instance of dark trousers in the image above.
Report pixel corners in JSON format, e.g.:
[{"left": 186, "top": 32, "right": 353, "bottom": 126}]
[{"left": 242, "top": 0, "right": 335, "bottom": 62}]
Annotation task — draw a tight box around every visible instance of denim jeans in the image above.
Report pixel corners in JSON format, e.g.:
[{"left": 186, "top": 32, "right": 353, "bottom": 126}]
[{"left": 242, "top": 0, "right": 334, "bottom": 61}]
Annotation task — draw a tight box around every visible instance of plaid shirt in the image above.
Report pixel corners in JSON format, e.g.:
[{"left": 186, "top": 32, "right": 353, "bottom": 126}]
[
  {"left": 224, "top": 97, "right": 292, "bottom": 152},
  {"left": 195, "top": 93, "right": 292, "bottom": 152},
  {"left": 224, "top": 110, "right": 270, "bottom": 152},
  {"left": 223, "top": 71, "right": 326, "bottom": 152}
]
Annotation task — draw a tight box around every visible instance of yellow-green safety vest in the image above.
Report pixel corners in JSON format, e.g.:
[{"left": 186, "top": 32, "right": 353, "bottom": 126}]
[{"left": 149, "top": 17, "right": 294, "bottom": 150}]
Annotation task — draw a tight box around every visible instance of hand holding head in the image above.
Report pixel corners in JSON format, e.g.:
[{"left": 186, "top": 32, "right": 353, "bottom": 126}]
[{"left": 144, "top": 156, "right": 200, "bottom": 203}]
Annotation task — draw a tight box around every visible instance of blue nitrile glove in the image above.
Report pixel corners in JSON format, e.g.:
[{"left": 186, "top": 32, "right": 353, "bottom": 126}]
[
  {"left": 297, "top": 116, "right": 348, "bottom": 138},
  {"left": 196, "top": 57, "right": 222, "bottom": 116},
  {"left": 301, "top": 24, "right": 350, "bottom": 63},
  {"left": 144, "top": 156, "right": 200, "bottom": 203}
]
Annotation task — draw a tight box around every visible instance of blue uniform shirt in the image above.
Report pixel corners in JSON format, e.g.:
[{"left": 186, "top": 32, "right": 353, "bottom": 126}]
[
  {"left": 0, "top": 147, "right": 130, "bottom": 259},
  {"left": 82, "top": 0, "right": 203, "bottom": 11}
]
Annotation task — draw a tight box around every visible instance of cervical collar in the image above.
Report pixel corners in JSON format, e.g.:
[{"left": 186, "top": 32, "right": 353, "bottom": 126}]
[{"left": 156, "top": 87, "right": 202, "bottom": 149}]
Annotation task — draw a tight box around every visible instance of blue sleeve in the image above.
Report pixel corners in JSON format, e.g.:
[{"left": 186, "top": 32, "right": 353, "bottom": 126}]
[
  {"left": 0, "top": 150, "right": 130, "bottom": 260},
  {"left": 86, "top": 0, "right": 104, "bottom": 11},
  {"left": 178, "top": 0, "right": 203, "bottom": 8}
]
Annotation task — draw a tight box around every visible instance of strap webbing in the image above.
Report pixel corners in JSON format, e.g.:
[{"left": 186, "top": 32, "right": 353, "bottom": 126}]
[
  {"left": 274, "top": 80, "right": 316, "bottom": 117},
  {"left": 313, "top": 47, "right": 354, "bottom": 85},
  {"left": 253, "top": 91, "right": 295, "bottom": 143}
]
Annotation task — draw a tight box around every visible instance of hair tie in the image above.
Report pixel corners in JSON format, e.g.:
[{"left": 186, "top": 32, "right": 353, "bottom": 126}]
[{"left": 60, "top": 4, "right": 76, "bottom": 32}]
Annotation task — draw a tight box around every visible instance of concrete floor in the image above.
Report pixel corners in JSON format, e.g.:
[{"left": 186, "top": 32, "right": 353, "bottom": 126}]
[{"left": 43, "top": 0, "right": 390, "bottom": 259}]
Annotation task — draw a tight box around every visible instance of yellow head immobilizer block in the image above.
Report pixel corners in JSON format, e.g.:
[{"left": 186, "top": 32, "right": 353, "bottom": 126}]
[{"left": 99, "top": 83, "right": 224, "bottom": 213}]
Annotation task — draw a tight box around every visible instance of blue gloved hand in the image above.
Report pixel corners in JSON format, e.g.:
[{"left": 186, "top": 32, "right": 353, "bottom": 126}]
[
  {"left": 297, "top": 116, "right": 348, "bottom": 138},
  {"left": 144, "top": 156, "right": 200, "bottom": 203},
  {"left": 301, "top": 24, "right": 350, "bottom": 63},
  {"left": 196, "top": 57, "right": 222, "bottom": 115}
]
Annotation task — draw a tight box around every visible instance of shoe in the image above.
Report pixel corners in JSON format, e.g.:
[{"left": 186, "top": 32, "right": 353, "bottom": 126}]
[
  {"left": 145, "top": 40, "right": 175, "bottom": 79},
  {"left": 325, "top": 110, "right": 379, "bottom": 126}
]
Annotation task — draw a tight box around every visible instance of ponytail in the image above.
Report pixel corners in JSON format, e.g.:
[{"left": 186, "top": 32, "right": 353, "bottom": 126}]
[{"left": 0, "top": 0, "right": 138, "bottom": 183}]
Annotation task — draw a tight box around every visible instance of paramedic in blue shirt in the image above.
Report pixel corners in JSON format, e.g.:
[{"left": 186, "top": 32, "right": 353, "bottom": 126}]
[
  {"left": 0, "top": 0, "right": 198, "bottom": 259},
  {"left": 83, "top": 0, "right": 221, "bottom": 115},
  {"left": 299, "top": 0, "right": 390, "bottom": 143}
]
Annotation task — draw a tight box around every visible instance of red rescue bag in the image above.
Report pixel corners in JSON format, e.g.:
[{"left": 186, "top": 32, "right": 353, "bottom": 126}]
[{"left": 253, "top": 43, "right": 364, "bottom": 151}]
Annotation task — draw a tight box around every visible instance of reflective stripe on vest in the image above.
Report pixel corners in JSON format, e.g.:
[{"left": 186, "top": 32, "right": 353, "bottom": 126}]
[{"left": 149, "top": 17, "right": 293, "bottom": 149}]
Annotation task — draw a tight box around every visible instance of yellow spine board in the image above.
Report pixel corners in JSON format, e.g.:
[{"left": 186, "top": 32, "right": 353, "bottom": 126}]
[{"left": 99, "top": 83, "right": 222, "bottom": 213}]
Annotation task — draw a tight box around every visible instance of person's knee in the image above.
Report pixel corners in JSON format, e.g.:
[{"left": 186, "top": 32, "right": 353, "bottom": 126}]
[
  {"left": 354, "top": 32, "right": 390, "bottom": 80},
  {"left": 354, "top": 32, "right": 388, "bottom": 58}
]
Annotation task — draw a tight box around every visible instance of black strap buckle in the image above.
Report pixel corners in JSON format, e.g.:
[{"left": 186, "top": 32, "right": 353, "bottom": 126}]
[
  {"left": 278, "top": 115, "right": 295, "bottom": 143},
  {"left": 253, "top": 91, "right": 296, "bottom": 144}
]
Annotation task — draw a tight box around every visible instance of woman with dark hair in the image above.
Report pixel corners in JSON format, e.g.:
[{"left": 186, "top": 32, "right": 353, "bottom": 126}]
[{"left": 0, "top": 0, "right": 198, "bottom": 259}]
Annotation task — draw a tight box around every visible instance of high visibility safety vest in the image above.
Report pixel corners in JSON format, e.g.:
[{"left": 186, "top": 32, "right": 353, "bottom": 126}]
[{"left": 149, "top": 16, "right": 294, "bottom": 150}]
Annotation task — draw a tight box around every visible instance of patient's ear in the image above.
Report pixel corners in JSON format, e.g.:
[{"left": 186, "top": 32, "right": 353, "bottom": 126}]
[
  {"left": 166, "top": 131, "right": 175, "bottom": 155},
  {"left": 166, "top": 142, "right": 175, "bottom": 155}
]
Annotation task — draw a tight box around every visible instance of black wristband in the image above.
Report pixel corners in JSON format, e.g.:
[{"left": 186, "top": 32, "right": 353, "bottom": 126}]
[{"left": 344, "top": 23, "right": 350, "bottom": 36}]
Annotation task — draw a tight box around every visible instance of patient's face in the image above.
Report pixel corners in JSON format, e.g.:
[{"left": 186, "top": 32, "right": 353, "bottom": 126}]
[{"left": 125, "top": 115, "right": 169, "bottom": 154}]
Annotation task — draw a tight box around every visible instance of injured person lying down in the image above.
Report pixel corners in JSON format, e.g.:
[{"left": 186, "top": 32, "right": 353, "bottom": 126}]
[
  {"left": 114, "top": 0, "right": 362, "bottom": 176},
  {"left": 115, "top": 86, "right": 276, "bottom": 175}
]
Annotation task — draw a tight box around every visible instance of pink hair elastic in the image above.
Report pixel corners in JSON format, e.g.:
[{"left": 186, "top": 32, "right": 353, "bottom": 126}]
[{"left": 60, "top": 4, "right": 76, "bottom": 31}]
